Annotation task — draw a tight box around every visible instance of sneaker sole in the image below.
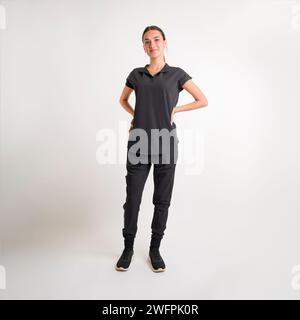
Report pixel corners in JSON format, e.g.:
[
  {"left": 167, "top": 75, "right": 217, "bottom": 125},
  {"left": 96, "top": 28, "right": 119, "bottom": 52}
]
[
  {"left": 115, "top": 255, "right": 134, "bottom": 271},
  {"left": 147, "top": 257, "right": 166, "bottom": 273}
]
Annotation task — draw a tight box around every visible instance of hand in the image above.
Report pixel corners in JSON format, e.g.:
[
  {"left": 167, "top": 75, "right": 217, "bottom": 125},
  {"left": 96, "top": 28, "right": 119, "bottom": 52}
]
[
  {"left": 129, "top": 118, "right": 134, "bottom": 132},
  {"left": 170, "top": 108, "right": 177, "bottom": 126}
]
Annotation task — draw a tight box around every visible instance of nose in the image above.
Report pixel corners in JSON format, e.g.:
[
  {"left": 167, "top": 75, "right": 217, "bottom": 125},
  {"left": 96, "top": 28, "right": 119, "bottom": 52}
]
[{"left": 149, "top": 41, "right": 156, "bottom": 49}]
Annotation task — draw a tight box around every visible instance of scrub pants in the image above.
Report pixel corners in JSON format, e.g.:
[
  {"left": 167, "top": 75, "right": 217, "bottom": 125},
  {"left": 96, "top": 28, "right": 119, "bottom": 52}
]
[{"left": 122, "top": 151, "right": 177, "bottom": 249}]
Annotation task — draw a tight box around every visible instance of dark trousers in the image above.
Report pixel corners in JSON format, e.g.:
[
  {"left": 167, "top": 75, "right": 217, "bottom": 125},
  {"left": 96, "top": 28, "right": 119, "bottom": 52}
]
[{"left": 122, "top": 151, "right": 177, "bottom": 249}]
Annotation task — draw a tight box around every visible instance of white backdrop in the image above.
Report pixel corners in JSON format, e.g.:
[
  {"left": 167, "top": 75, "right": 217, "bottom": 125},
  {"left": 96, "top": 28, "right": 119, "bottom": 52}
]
[{"left": 0, "top": 0, "right": 300, "bottom": 299}]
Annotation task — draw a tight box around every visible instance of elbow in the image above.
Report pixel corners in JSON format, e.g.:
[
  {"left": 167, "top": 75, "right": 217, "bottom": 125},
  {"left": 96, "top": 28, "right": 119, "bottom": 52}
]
[
  {"left": 196, "top": 98, "right": 208, "bottom": 108},
  {"left": 201, "top": 97, "right": 208, "bottom": 107},
  {"left": 119, "top": 98, "right": 126, "bottom": 106},
  {"left": 119, "top": 97, "right": 129, "bottom": 104}
]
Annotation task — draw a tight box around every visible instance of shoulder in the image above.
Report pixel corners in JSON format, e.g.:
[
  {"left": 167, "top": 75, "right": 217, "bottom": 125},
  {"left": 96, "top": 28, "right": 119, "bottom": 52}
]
[
  {"left": 171, "top": 66, "right": 189, "bottom": 73},
  {"left": 128, "top": 67, "right": 142, "bottom": 74},
  {"left": 169, "top": 66, "right": 192, "bottom": 90},
  {"left": 126, "top": 67, "right": 143, "bottom": 80},
  {"left": 167, "top": 65, "right": 191, "bottom": 77}
]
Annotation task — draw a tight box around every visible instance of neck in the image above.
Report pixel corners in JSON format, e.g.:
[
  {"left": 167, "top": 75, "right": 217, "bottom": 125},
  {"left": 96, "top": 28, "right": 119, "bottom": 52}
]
[{"left": 148, "top": 57, "right": 166, "bottom": 69}]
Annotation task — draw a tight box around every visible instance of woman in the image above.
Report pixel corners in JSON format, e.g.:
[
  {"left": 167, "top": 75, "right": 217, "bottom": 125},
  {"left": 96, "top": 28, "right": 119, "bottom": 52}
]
[{"left": 116, "top": 25, "right": 208, "bottom": 272}]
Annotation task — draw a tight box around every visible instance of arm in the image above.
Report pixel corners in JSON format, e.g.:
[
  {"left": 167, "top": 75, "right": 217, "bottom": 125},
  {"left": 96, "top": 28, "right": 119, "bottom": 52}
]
[
  {"left": 171, "top": 79, "right": 208, "bottom": 124},
  {"left": 119, "top": 85, "right": 135, "bottom": 131}
]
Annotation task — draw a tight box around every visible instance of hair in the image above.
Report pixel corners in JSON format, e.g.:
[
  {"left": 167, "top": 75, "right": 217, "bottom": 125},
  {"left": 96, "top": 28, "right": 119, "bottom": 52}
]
[{"left": 142, "top": 25, "right": 166, "bottom": 62}]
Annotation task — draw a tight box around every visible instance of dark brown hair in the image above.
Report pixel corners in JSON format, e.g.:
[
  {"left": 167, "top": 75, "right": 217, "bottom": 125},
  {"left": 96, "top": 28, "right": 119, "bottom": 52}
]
[{"left": 142, "top": 26, "right": 166, "bottom": 62}]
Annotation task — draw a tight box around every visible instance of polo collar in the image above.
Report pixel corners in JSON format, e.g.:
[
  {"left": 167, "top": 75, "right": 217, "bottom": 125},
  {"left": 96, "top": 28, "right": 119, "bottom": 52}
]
[{"left": 140, "top": 63, "right": 171, "bottom": 75}]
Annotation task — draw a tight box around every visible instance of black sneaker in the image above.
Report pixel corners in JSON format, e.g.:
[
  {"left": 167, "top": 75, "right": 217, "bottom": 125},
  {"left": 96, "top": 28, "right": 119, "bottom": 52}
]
[
  {"left": 148, "top": 248, "right": 166, "bottom": 272},
  {"left": 115, "top": 248, "right": 134, "bottom": 271}
]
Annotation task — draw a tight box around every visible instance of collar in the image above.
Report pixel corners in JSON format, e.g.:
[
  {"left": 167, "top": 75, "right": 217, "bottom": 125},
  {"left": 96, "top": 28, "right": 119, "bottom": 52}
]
[{"left": 139, "top": 63, "right": 171, "bottom": 75}]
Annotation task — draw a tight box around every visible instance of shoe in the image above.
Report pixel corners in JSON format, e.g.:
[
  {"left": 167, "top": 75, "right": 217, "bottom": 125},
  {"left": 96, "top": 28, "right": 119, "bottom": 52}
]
[
  {"left": 115, "top": 248, "right": 134, "bottom": 271},
  {"left": 148, "top": 248, "right": 166, "bottom": 272}
]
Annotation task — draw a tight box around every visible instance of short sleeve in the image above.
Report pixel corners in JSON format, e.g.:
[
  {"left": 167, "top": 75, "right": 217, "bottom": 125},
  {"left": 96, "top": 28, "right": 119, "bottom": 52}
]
[
  {"left": 125, "top": 69, "right": 136, "bottom": 90},
  {"left": 177, "top": 68, "right": 192, "bottom": 92}
]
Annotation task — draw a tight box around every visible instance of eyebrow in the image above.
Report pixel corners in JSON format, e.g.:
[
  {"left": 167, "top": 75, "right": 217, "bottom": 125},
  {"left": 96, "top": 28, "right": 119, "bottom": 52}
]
[{"left": 144, "top": 36, "right": 160, "bottom": 40}]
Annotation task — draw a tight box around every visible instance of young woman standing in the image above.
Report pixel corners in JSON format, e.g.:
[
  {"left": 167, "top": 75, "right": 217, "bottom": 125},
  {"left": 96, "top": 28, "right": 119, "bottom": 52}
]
[{"left": 116, "top": 26, "right": 208, "bottom": 272}]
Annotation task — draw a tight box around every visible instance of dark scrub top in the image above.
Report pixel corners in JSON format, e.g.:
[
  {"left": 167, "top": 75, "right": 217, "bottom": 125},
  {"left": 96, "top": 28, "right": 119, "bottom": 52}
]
[{"left": 125, "top": 63, "right": 192, "bottom": 159}]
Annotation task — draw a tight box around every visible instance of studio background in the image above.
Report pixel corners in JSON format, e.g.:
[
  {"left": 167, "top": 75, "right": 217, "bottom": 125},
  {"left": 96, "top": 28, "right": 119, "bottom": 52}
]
[{"left": 0, "top": 0, "right": 299, "bottom": 299}]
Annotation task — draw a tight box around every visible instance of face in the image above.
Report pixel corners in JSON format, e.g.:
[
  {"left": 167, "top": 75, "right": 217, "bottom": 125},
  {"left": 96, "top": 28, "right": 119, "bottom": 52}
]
[{"left": 143, "top": 29, "right": 167, "bottom": 59}]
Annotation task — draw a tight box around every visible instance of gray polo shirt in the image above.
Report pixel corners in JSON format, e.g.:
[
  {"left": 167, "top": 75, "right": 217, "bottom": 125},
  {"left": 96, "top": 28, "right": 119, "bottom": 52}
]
[{"left": 125, "top": 63, "right": 192, "bottom": 158}]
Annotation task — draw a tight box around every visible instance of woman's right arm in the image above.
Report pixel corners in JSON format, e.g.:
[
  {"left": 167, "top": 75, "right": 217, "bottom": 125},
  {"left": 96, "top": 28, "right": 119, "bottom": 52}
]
[
  {"left": 119, "top": 86, "right": 135, "bottom": 131},
  {"left": 119, "top": 86, "right": 135, "bottom": 117}
]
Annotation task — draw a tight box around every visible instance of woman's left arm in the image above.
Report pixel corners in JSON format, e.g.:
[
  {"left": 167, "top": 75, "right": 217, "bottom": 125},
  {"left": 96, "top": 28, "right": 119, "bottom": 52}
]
[{"left": 171, "top": 80, "right": 208, "bottom": 124}]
